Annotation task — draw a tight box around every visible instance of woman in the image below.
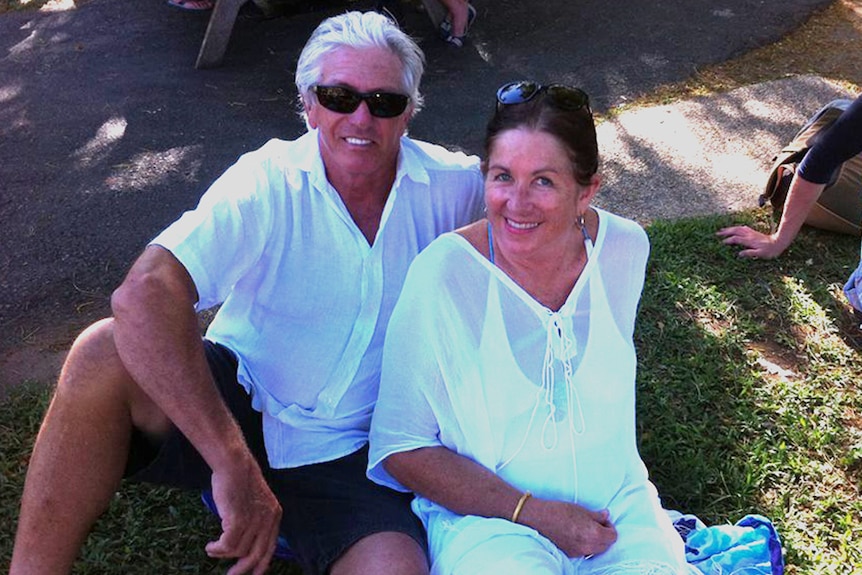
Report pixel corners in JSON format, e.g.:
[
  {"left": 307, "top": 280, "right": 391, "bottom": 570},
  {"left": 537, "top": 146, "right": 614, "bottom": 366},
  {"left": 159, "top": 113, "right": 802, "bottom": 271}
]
[{"left": 368, "top": 81, "right": 691, "bottom": 574}]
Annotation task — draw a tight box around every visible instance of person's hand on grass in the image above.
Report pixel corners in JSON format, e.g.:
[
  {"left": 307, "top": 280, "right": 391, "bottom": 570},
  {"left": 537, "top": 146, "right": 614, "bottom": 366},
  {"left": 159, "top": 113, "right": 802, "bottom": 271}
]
[
  {"left": 205, "top": 458, "right": 282, "bottom": 575},
  {"left": 716, "top": 225, "right": 788, "bottom": 259},
  {"left": 517, "top": 497, "right": 617, "bottom": 559}
]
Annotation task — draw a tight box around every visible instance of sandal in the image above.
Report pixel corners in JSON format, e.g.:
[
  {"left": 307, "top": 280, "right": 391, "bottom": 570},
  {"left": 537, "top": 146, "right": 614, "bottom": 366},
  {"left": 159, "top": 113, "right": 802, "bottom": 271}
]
[
  {"left": 439, "top": 3, "right": 476, "bottom": 47},
  {"left": 443, "top": 34, "right": 465, "bottom": 48},
  {"left": 167, "top": 0, "right": 214, "bottom": 11}
]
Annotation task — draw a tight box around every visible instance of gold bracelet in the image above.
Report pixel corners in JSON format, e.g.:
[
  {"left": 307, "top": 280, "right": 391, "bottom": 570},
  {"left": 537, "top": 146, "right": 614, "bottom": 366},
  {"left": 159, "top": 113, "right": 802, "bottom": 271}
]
[{"left": 511, "top": 491, "right": 532, "bottom": 523}]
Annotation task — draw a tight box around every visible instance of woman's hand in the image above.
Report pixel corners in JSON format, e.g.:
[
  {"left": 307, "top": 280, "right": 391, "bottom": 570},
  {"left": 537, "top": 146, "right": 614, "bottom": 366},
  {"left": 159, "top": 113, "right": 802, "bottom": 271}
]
[
  {"left": 385, "top": 447, "right": 617, "bottom": 558},
  {"left": 517, "top": 497, "right": 617, "bottom": 558}
]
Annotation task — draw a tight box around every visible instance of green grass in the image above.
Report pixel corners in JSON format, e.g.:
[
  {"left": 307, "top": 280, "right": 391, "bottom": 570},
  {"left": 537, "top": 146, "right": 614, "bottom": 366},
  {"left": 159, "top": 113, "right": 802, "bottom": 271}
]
[
  {"left": 2, "top": 210, "right": 861, "bottom": 573},
  {"left": 0, "top": 384, "right": 301, "bottom": 574},
  {"left": 636, "top": 210, "right": 862, "bottom": 574}
]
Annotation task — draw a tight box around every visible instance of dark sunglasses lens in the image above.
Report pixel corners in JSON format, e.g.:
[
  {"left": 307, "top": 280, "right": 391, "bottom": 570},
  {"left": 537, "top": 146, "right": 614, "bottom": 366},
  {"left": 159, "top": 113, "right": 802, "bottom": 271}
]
[
  {"left": 366, "top": 93, "right": 410, "bottom": 118},
  {"left": 316, "top": 86, "right": 361, "bottom": 113},
  {"left": 546, "top": 85, "right": 590, "bottom": 111},
  {"left": 496, "top": 81, "right": 539, "bottom": 105},
  {"left": 316, "top": 86, "right": 408, "bottom": 118}
]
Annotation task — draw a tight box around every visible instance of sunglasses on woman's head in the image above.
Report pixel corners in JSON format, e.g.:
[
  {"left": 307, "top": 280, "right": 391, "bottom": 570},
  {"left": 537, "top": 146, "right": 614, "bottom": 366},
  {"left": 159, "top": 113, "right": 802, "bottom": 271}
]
[
  {"left": 496, "top": 81, "right": 591, "bottom": 114},
  {"left": 312, "top": 85, "right": 411, "bottom": 118}
]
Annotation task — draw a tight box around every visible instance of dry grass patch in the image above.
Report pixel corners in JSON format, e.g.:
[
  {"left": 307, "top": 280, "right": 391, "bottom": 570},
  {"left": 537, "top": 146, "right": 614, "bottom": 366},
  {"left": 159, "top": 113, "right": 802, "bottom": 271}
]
[{"left": 625, "top": 0, "right": 862, "bottom": 111}]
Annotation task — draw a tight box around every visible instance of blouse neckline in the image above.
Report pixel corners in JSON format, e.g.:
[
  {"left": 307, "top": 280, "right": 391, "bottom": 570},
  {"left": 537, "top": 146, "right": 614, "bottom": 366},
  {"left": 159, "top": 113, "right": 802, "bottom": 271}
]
[{"left": 453, "top": 209, "right": 605, "bottom": 316}]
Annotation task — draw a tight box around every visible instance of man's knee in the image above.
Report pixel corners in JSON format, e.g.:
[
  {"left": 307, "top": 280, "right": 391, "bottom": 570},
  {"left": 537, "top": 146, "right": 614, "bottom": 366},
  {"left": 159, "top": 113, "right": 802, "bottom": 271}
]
[
  {"left": 60, "top": 318, "right": 125, "bottom": 386},
  {"left": 55, "top": 318, "right": 170, "bottom": 436}
]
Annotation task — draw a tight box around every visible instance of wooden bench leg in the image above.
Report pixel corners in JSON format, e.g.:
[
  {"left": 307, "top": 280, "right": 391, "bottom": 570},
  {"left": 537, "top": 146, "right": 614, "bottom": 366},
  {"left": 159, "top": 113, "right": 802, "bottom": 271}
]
[{"left": 195, "top": 0, "right": 248, "bottom": 69}]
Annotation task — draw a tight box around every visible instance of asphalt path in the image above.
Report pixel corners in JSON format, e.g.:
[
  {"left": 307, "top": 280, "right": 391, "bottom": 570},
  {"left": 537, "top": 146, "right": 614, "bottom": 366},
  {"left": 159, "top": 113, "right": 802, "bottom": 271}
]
[{"left": 0, "top": 0, "right": 833, "bottom": 354}]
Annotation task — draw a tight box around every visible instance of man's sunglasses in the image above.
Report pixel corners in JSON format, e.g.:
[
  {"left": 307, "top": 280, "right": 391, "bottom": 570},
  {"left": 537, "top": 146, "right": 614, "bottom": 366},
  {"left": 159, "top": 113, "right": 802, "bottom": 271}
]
[
  {"left": 312, "top": 85, "right": 410, "bottom": 118},
  {"left": 496, "top": 81, "right": 591, "bottom": 114}
]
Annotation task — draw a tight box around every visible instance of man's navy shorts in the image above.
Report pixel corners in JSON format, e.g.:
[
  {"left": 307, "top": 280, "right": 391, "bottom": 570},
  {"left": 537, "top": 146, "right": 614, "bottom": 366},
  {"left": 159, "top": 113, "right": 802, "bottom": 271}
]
[{"left": 125, "top": 340, "right": 427, "bottom": 575}]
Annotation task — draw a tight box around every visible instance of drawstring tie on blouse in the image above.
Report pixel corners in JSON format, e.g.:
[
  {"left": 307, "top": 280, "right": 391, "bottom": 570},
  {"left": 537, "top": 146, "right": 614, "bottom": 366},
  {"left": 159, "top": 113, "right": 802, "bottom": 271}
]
[
  {"left": 496, "top": 216, "right": 594, "bottom": 501},
  {"left": 541, "top": 311, "right": 586, "bottom": 449},
  {"left": 499, "top": 309, "right": 587, "bottom": 500}
]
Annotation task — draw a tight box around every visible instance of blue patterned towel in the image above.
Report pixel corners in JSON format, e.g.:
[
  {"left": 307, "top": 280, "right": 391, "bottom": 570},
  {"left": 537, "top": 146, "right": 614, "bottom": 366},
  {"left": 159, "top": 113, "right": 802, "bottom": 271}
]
[{"left": 668, "top": 511, "right": 784, "bottom": 575}]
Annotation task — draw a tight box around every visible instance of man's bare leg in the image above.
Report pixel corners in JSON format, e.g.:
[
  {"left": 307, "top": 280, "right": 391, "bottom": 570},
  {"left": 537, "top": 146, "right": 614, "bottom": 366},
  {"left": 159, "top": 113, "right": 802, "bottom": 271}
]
[{"left": 10, "top": 318, "right": 170, "bottom": 575}]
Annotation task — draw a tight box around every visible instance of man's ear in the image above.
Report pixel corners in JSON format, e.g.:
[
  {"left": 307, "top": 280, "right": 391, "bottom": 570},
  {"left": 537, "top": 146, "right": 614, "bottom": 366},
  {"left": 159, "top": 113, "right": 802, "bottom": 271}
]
[{"left": 303, "top": 95, "right": 319, "bottom": 129}]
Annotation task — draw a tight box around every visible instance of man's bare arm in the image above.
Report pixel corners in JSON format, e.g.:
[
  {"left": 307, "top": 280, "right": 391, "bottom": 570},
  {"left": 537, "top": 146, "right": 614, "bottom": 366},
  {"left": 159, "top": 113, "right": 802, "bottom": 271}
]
[{"left": 111, "top": 245, "right": 281, "bottom": 575}]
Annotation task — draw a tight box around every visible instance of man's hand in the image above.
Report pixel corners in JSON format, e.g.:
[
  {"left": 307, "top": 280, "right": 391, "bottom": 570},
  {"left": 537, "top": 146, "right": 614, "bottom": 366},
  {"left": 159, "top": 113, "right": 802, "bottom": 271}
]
[
  {"left": 519, "top": 497, "right": 617, "bottom": 558},
  {"left": 205, "top": 459, "right": 282, "bottom": 575},
  {"left": 716, "top": 225, "right": 787, "bottom": 259}
]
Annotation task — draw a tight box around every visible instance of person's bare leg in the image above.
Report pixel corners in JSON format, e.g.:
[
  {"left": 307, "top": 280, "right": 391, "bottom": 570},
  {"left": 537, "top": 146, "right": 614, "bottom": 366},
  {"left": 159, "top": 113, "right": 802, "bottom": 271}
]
[
  {"left": 10, "top": 319, "right": 171, "bottom": 575},
  {"left": 438, "top": 0, "right": 469, "bottom": 37},
  {"left": 330, "top": 531, "right": 428, "bottom": 575},
  {"left": 449, "top": 0, "right": 469, "bottom": 37}
]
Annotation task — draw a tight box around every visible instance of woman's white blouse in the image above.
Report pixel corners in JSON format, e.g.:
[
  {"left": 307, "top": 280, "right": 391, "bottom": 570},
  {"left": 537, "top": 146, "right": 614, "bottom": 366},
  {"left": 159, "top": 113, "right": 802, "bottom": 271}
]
[{"left": 369, "top": 209, "right": 691, "bottom": 574}]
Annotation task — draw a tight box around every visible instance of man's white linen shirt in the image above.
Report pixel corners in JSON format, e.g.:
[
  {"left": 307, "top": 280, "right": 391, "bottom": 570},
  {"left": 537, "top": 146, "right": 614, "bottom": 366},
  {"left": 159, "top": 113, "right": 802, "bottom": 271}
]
[{"left": 151, "top": 130, "right": 485, "bottom": 469}]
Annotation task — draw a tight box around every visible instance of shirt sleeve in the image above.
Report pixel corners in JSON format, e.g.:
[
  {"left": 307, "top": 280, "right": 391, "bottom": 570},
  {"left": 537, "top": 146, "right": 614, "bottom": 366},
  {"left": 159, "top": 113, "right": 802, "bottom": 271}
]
[
  {"left": 150, "top": 150, "right": 277, "bottom": 310},
  {"left": 797, "top": 94, "right": 862, "bottom": 184}
]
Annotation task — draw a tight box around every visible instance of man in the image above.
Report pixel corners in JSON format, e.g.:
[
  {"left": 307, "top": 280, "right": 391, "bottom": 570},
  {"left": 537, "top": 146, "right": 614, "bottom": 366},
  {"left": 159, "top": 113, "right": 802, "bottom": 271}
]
[
  {"left": 10, "top": 11, "right": 484, "bottom": 575},
  {"left": 717, "top": 94, "right": 862, "bottom": 259}
]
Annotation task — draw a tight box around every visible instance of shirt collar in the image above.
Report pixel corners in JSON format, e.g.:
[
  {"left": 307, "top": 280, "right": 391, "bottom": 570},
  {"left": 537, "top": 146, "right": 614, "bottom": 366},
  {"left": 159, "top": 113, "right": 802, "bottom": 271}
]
[{"left": 394, "top": 136, "right": 431, "bottom": 189}]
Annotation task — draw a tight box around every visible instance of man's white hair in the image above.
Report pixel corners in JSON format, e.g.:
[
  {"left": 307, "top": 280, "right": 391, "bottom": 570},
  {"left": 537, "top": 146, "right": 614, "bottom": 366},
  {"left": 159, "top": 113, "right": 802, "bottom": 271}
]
[{"left": 295, "top": 11, "right": 425, "bottom": 118}]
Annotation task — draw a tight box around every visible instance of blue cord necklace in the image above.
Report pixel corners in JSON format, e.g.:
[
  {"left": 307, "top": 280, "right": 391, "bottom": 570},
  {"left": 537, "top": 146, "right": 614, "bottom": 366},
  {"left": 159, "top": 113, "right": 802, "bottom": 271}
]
[{"left": 487, "top": 221, "right": 496, "bottom": 264}]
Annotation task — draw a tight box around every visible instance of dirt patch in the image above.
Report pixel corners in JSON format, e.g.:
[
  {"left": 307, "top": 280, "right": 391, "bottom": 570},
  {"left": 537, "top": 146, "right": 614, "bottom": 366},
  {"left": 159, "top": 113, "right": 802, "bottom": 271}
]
[
  {"left": 748, "top": 340, "right": 802, "bottom": 382},
  {"left": 0, "top": 345, "right": 66, "bottom": 397},
  {"left": 0, "top": 319, "right": 84, "bottom": 397}
]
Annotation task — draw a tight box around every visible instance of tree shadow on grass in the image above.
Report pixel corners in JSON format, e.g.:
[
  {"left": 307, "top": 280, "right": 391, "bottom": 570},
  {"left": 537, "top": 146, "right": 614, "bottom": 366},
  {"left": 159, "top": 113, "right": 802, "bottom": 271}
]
[{"left": 637, "top": 211, "right": 862, "bottom": 571}]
